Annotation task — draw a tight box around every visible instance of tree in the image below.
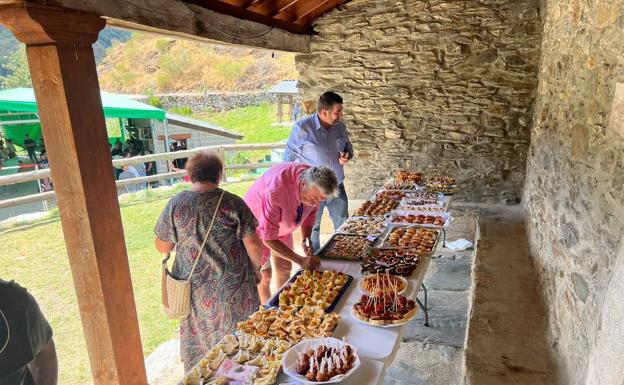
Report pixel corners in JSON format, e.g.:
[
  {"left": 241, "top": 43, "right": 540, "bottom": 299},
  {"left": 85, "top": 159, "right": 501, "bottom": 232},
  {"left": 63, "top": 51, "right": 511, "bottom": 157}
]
[{"left": 0, "top": 46, "right": 31, "bottom": 89}]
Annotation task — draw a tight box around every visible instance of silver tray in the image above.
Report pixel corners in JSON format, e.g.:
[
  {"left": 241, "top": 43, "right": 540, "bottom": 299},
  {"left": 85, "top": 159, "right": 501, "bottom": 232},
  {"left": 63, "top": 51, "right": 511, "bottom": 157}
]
[
  {"left": 316, "top": 233, "right": 376, "bottom": 261},
  {"left": 376, "top": 224, "right": 441, "bottom": 254}
]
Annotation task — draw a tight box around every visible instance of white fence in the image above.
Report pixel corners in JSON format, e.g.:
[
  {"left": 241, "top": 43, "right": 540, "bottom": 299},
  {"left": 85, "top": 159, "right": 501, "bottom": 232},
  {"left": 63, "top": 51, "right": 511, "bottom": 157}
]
[{"left": 0, "top": 143, "right": 285, "bottom": 210}]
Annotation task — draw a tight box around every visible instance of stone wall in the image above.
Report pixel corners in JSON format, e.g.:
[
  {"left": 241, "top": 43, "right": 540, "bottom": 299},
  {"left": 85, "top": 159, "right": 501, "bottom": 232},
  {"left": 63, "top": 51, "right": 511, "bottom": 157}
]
[
  {"left": 296, "top": 0, "right": 542, "bottom": 202},
  {"left": 135, "top": 92, "right": 277, "bottom": 113},
  {"left": 524, "top": 0, "right": 624, "bottom": 384}
]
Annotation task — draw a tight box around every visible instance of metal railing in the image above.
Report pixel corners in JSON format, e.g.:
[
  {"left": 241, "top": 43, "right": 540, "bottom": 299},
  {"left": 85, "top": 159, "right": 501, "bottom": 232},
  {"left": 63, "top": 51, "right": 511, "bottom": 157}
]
[{"left": 0, "top": 142, "right": 285, "bottom": 210}]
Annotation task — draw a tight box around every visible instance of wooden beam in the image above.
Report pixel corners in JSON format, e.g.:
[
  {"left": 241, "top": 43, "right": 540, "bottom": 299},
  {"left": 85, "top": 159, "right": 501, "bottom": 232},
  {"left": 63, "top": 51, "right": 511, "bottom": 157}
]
[
  {"left": 15, "top": 0, "right": 311, "bottom": 52},
  {"left": 246, "top": 0, "right": 300, "bottom": 18},
  {"left": 187, "top": 0, "right": 311, "bottom": 34},
  {"left": 274, "top": 0, "right": 347, "bottom": 25},
  {"left": 0, "top": 4, "right": 147, "bottom": 385}
]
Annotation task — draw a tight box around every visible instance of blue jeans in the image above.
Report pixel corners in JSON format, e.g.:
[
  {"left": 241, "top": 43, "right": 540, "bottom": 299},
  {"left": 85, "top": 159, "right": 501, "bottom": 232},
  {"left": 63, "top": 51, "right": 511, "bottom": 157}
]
[{"left": 312, "top": 183, "right": 348, "bottom": 252}]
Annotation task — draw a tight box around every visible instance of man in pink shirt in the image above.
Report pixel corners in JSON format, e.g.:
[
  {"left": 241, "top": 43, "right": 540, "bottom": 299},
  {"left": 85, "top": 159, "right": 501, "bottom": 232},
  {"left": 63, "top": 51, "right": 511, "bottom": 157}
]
[{"left": 244, "top": 162, "right": 339, "bottom": 302}]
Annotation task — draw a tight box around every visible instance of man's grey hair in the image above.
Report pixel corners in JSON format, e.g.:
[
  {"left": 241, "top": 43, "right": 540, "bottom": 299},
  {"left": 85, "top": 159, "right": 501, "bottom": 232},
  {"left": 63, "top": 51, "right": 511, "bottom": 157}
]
[{"left": 300, "top": 166, "right": 339, "bottom": 197}]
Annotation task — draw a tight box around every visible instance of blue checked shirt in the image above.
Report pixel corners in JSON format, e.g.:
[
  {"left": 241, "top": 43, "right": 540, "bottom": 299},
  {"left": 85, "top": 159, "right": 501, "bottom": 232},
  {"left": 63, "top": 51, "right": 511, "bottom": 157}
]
[{"left": 283, "top": 114, "right": 353, "bottom": 184}]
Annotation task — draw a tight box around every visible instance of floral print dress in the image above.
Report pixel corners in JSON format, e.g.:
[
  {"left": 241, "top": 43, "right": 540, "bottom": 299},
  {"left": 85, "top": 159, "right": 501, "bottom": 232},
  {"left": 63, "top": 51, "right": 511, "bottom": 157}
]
[{"left": 155, "top": 188, "right": 260, "bottom": 370}]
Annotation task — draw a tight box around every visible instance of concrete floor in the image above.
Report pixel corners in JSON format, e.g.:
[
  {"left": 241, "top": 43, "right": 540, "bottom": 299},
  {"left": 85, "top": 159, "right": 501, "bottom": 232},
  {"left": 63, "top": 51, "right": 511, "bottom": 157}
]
[{"left": 463, "top": 206, "right": 558, "bottom": 385}]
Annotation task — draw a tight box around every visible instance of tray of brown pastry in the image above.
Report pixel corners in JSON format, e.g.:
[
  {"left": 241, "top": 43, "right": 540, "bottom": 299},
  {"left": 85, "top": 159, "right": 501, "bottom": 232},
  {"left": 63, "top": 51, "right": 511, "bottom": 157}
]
[
  {"left": 380, "top": 226, "right": 440, "bottom": 253},
  {"left": 270, "top": 269, "right": 353, "bottom": 312},
  {"left": 386, "top": 210, "right": 451, "bottom": 228},
  {"left": 375, "top": 189, "right": 407, "bottom": 201},
  {"left": 237, "top": 305, "right": 341, "bottom": 344},
  {"left": 395, "top": 170, "right": 423, "bottom": 184},
  {"left": 396, "top": 203, "right": 445, "bottom": 213},
  {"left": 360, "top": 249, "right": 420, "bottom": 277},
  {"left": 337, "top": 216, "right": 387, "bottom": 236},
  {"left": 354, "top": 198, "right": 398, "bottom": 216},
  {"left": 383, "top": 180, "right": 423, "bottom": 191},
  {"left": 316, "top": 234, "right": 373, "bottom": 260},
  {"left": 402, "top": 192, "right": 447, "bottom": 206},
  {"left": 425, "top": 176, "right": 457, "bottom": 195}
]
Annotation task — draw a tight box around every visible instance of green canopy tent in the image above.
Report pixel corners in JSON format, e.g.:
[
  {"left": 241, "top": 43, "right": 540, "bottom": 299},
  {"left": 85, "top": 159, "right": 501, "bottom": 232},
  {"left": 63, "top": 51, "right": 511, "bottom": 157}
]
[{"left": 0, "top": 88, "right": 166, "bottom": 147}]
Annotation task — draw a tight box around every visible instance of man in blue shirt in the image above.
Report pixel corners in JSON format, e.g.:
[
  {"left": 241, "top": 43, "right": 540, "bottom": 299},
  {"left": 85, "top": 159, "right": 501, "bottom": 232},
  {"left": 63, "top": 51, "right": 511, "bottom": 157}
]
[{"left": 284, "top": 91, "right": 353, "bottom": 252}]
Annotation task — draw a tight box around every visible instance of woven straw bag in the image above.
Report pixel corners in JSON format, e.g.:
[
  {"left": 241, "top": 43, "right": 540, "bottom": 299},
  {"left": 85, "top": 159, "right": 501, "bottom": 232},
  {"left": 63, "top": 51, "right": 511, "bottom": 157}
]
[{"left": 161, "top": 190, "right": 224, "bottom": 319}]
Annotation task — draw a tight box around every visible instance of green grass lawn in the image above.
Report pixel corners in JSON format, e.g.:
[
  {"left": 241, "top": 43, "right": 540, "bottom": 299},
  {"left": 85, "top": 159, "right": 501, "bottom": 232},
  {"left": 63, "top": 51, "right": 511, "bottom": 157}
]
[
  {"left": 198, "top": 103, "right": 292, "bottom": 144},
  {"left": 0, "top": 180, "right": 254, "bottom": 385},
  {"left": 198, "top": 103, "right": 292, "bottom": 170}
]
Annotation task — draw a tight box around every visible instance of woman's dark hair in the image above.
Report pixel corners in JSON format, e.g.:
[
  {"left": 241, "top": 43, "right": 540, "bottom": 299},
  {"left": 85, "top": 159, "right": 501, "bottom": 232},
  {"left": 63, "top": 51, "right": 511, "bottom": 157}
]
[{"left": 186, "top": 151, "right": 223, "bottom": 184}]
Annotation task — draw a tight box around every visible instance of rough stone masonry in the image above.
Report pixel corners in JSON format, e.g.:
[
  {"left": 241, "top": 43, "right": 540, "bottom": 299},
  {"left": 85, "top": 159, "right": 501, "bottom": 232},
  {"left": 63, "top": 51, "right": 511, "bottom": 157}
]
[
  {"left": 524, "top": 0, "right": 624, "bottom": 384},
  {"left": 296, "top": 0, "right": 542, "bottom": 203}
]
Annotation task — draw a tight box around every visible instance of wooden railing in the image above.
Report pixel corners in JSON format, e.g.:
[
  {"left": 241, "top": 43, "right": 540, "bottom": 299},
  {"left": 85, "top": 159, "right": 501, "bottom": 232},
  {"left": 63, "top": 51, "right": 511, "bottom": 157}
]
[{"left": 0, "top": 142, "right": 285, "bottom": 210}]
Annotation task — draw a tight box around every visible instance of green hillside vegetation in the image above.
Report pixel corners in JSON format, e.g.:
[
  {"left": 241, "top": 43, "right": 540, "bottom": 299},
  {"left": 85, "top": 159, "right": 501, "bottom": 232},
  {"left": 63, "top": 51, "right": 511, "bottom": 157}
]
[
  {"left": 0, "top": 27, "right": 131, "bottom": 89},
  {"left": 97, "top": 33, "right": 297, "bottom": 93}
]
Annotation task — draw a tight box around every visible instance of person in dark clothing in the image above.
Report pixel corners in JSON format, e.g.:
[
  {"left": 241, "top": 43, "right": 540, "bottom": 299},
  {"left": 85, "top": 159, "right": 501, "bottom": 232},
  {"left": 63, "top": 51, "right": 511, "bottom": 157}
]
[
  {"left": 111, "top": 141, "right": 123, "bottom": 157},
  {"left": 23, "top": 135, "right": 37, "bottom": 163},
  {"left": 0, "top": 279, "right": 58, "bottom": 385}
]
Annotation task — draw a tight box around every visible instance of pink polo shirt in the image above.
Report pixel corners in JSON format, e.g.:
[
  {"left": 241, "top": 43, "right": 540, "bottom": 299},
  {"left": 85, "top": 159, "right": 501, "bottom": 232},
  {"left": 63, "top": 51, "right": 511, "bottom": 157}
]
[{"left": 244, "top": 163, "right": 318, "bottom": 263}]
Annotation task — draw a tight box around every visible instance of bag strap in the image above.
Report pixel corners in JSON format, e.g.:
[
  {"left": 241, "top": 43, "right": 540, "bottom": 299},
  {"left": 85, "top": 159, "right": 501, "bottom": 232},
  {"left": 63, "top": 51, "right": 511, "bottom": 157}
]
[{"left": 162, "top": 189, "right": 225, "bottom": 281}]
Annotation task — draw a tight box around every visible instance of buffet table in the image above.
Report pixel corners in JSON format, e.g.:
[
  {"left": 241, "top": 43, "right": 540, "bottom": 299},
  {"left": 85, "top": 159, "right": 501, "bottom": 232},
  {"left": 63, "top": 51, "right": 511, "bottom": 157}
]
[
  {"left": 269, "top": 250, "right": 435, "bottom": 384},
  {"left": 179, "top": 173, "right": 455, "bottom": 385}
]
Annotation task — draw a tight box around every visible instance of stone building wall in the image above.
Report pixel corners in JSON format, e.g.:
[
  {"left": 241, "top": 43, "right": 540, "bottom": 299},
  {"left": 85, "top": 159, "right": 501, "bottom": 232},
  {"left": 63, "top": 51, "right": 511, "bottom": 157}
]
[
  {"left": 135, "top": 92, "right": 277, "bottom": 113},
  {"left": 296, "top": 0, "right": 542, "bottom": 202},
  {"left": 524, "top": 0, "right": 624, "bottom": 384}
]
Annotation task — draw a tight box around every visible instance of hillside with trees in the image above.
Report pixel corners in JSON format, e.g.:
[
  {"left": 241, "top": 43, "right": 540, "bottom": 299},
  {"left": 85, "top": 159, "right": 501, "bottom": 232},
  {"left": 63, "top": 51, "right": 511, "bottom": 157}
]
[{"left": 97, "top": 33, "right": 297, "bottom": 93}]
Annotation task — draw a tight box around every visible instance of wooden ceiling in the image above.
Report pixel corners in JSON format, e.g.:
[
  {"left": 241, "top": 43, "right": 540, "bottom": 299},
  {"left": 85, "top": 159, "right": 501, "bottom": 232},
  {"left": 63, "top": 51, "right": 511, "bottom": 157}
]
[{"left": 185, "top": 0, "right": 350, "bottom": 34}]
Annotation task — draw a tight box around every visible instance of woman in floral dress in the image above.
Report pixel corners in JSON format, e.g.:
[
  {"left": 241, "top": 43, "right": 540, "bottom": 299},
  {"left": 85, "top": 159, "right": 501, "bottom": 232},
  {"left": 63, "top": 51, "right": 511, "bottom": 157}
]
[{"left": 155, "top": 152, "right": 263, "bottom": 370}]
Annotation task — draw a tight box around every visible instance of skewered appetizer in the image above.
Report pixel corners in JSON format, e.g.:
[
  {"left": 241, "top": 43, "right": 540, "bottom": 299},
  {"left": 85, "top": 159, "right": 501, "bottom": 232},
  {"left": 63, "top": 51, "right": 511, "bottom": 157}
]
[
  {"left": 361, "top": 249, "right": 419, "bottom": 277},
  {"left": 354, "top": 198, "right": 398, "bottom": 216},
  {"left": 359, "top": 274, "right": 406, "bottom": 295},
  {"left": 237, "top": 305, "right": 341, "bottom": 343},
  {"left": 352, "top": 293, "right": 417, "bottom": 326},
  {"left": 384, "top": 227, "right": 438, "bottom": 252},
  {"left": 318, "top": 235, "right": 372, "bottom": 260},
  {"left": 338, "top": 217, "right": 387, "bottom": 236},
  {"left": 390, "top": 213, "right": 446, "bottom": 227},
  {"left": 395, "top": 171, "right": 422, "bottom": 184},
  {"left": 278, "top": 270, "right": 349, "bottom": 309},
  {"left": 294, "top": 342, "right": 357, "bottom": 382}
]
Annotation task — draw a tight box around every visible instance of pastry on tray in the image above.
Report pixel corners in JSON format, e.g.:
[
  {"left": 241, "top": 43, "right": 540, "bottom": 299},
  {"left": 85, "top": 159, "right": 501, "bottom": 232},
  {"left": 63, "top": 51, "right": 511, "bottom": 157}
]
[
  {"left": 318, "top": 234, "right": 372, "bottom": 260},
  {"left": 338, "top": 216, "right": 387, "bottom": 236},
  {"left": 390, "top": 213, "right": 446, "bottom": 226},
  {"left": 384, "top": 227, "right": 438, "bottom": 252},
  {"left": 278, "top": 270, "right": 349, "bottom": 310},
  {"left": 354, "top": 198, "right": 398, "bottom": 216},
  {"left": 359, "top": 273, "right": 407, "bottom": 295},
  {"left": 237, "top": 305, "right": 341, "bottom": 344},
  {"left": 360, "top": 249, "right": 420, "bottom": 277}
]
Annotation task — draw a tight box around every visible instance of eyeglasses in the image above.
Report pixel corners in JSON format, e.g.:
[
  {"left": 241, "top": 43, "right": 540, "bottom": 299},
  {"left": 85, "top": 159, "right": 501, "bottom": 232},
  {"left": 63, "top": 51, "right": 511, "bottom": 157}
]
[{"left": 295, "top": 204, "right": 304, "bottom": 225}]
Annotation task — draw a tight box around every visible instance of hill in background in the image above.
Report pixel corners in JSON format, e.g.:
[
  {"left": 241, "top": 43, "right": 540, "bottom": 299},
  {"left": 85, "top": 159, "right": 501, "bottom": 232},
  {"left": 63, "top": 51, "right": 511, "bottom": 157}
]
[{"left": 97, "top": 33, "right": 297, "bottom": 93}]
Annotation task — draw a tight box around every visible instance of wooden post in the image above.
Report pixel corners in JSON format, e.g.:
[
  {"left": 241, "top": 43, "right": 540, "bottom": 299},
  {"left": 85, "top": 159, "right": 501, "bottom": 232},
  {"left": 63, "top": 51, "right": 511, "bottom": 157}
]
[{"left": 0, "top": 4, "right": 147, "bottom": 385}]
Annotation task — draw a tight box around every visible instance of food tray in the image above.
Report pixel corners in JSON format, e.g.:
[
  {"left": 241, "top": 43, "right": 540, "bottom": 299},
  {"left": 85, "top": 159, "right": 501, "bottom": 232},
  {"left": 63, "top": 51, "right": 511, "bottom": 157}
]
[
  {"left": 360, "top": 249, "right": 420, "bottom": 278},
  {"left": 268, "top": 270, "right": 353, "bottom": 313},
  {"left": 378, "top": 225, "right": 441, "bottom": 253},
  {"left": 358, "top": 274, "right": 408, "bottom": 295},
  {"left": 401, "top": 193, "right": 448, "bottom": 207},
  {"left": 282, "top": 337, "right": 361, "bottom": 384},
  {"left": 316, "top": 233, "right": 375, "bottom": 261},
  {"left": 396, "top": 203, "right": 446, "bottom": 213},
  {"left": 385, "top": 210, "right": 452, "bottom": 228},
  {"left": 336, "top": 216, "right": 388, "bottom": 236}
]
